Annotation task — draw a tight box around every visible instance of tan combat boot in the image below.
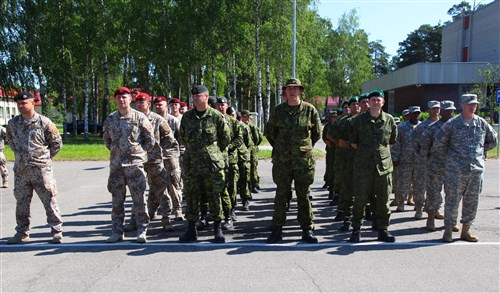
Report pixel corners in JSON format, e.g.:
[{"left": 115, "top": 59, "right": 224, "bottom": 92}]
[
  {"left": 2, "top": 179, "right": 8, "bottom": 188},
  {"left": 434, "top": 210, "right": 444, "bottom": 219},
  {"left": 442, "top": 226, "right": 453, "bottom": 242},
  {"left": 7, "top": 232, "right": 29, "bottom": 244},
  {"left": 51, "top": 232, "right": 63, "bottom": 244},
  {"left": 460, "top": 224, "right": 478, "bottom": 242},
  {"left": 425, "top": 212, "right": 435, "bottom": 231},
  {"left": 414, "top": 205, "right": 423, "bottom": 219},
  {"left": 407, "top": 191, "right": 415, "bottom": 206}
]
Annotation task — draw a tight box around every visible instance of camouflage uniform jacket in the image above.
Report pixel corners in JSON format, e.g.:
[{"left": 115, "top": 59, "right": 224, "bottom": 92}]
[
  {"left": 224, "top": 114, "right": 244, "bottom": 165},
  {"left": 6, "top": 113, "right": 62, "bottom": 168},
  {"left": 103, "top": 109, "right": 155, "bottom": 167},
  {"left": 349, "top": 111, "right": 397, "bottom": 176},
  {"left": 173, "top": 114, "right": 185, "bottom": 155},
  {"left": 419, "top": 120, "right": 445, "bottom": 164},
  {"left": 247, "top": 122, "right": 263, "bottom": 154},
  {"left": 180, "top": 107, "right": 230, "bottom": 174},
  {"left": 432, "top": 114, "right": 498, "bottom": 172},
  {"left": 161, "top": 113, "right": 181, "bottom": 158},
  {"left": 410, "top": 119, "right": 434, "bottom": 160},
  {"left": 145, "top": 111, "right": 177, "bottom": 163},
  {"left": 265, "top": 101, "right": 321, "bottom": 167},
  {"left": 238, "top": 122, "right": 252, "bottom": 162},
  {"left": 391, "top": 120, "right": 419, "bottom": 163},
  {"left": 0, "top": 126, "right": 6, "bottom": 151}
]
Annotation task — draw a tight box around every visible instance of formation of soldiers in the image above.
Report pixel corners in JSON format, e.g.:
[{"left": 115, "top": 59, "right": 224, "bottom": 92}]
[{"left": 4, "top": 82, "right": 497, "bottom": 245}]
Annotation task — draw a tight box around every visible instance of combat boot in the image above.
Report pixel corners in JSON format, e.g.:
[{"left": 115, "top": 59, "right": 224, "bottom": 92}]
[
  {"left": 407, "top": 192, "right": 415, "bottom": 206},
  {"left": 197, "top": 213, "right": 209, "bottom": 231},
  {"left": 251, "top": 186, "right": 259, "bottom": 194},
  {"left": 349, "top": 227, "right": 361, "bottom": 243},
  {"left": 123, "top": 222, "right": 137, "bottom": 232},
  {"left": 414, "top": 205, "right": 423, "bottom": 219},
  {"left": 333, "top": 211, "right": 345, "bottom": 222},
  {"left": 377, "top": 229, "right": 396, "bottom": 242},
  {"left": 162, "top": 218, "right": 174, "bottom": 232},
  {"left": 364, "top": 205, "right": 373, "bottom": 221},
  {"left": 242, "top": 199, "right": 250, "bottom": 211},
  {"left": 106, "top": 233, "right": 124, "bottom": 243},
  {"left": 51, "top": 232, "right": 63, "bottom": 244},
  {"left": 179, "top": 221, "right": 198, "bottom": 243},
  {"left": 136, "top": 230, "right": 147, "bottom": 243},
  {"left": 425, "top": 212, "right": 436, "bottom": 231},
  {"left": 2, "top": 179, "right": 8, "bottom": 188},
  {"left": 213, "top": 221, "right": 225, "bottom": 243},
  {"left": 339, "top": 218, "right": 351, "bottom": 232},
  {"left": 460, "top": 224, "right": 478, "bottom": 242},
  {"left": 434, "top": 211, "right": 444, "bottom": 219},
  {"left": 266, "top": 226, "right": 283, "bottom": 243},
  {"left": 7, "top": 232, "right": 29, "bottom": 244},
  {"left": 396, "top": 201, "right": 405, "bottom": 212},
  {"left": 301, "top": 229, "right": 318, "bottom": 243},
  {"left": 442, "top": 226, "right": 453, "bottom": 242},
  {"left": 221, "top": 210, "right": 234, "bottom": 230},
  {"left": 230, "top": 209, "right": 237, "bottom": 221},
  {"left": 452, "top": 225, "right": 460, "bottom": 232}
]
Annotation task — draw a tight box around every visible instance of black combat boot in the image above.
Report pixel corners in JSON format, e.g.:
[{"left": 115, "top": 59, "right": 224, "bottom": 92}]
[
  {"left": 266, "top": 226, "right": 283, "bottom": 243},
  {"left": 179, "top": 221, "right": 198, "bottom": 243},
  {"left": 349, "top": 227, "right": 361, "bottom": 243},
  {"left": 365, "top": 205, "right": 373, "bottom": 221},
  {"left": 378, "top": 229, "right": 396, "bottom": 242},
  {"left": 197, "top": 212, "right": 209, "bottom": 231},
  {"left": 221, "top": 210, "right": 234, "bottom": 230},
  {"left": 213, "top": 221, "right": 225, "bottom": 243},
  {"left": 339, "top": 218, "right": 351, "bottom": 232},
  {"left": 301, "top": 229, "right": 318, "bottom": 243},
  {"left": 333, "top": 211, "right": 345, "bottom": 222}
]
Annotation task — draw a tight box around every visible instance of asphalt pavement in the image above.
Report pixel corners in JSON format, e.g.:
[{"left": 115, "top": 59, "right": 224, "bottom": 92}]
[{"left": 1, "top": 150, "right": 499, "bottom": 292}]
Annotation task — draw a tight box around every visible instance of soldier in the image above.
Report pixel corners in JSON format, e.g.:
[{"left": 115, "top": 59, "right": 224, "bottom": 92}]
[
  {"left": 433, "top": 94, "right": 497, "bottom": 242},
  {"left": 238, "top": 110, "right": 254, "bottom": 211},
  {"left": 178, "top": 85, "right": 230, "bottom": 243},
  {"left": 6, "top": 92, "right": 63, "bottom": 244},
  {"left": 419, "top": 100, "right": 456, "bottom": 231},
  {"left": 134, "top": 92, "right": 178, "bottom": 232},
  {"left": 179, "top": 101, "right": 188, "bottom": 114},
  {"left": 349, "top": 90, "right": 397, "bottom": 243},
  {"left": 103, "top": 87, "right": 155, "bottom": 243},
  {"left": 0, "top": 125, "right": 8, "bottom": 188},
  {"left": 391, "top": 106, "right": 421, "bottom": 212},
  {"left": 265, "top": 78, "right": 321, "bottom": 244},
  {"left": 411, "top": 101, "right": 441, "bottom": 219},
  {"left": 327, "top": 104, "right": 349, "bottom": 206},
  {"left": 322, "top": 109, "right": 338, "bottom": 200},
  {"left": 241, "top": 110, "right": 263, "bottom": 193},
  {"left": 169, "top": 98, "right": 183, "bottom": 120},
  {"left": 153, "top": 96, "right": 184, "bottom": 221}
]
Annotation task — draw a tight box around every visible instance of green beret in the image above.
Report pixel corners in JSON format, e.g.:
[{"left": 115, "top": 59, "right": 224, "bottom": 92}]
[
  {"left": 336, "top": 108, "right": 343, "bottom": 115},
  {"left": 348, "top": 96, "right": 359, "bottom": 106},
  {"left": 341, "top": 100, "right": 349, "bottom": 107},
  {"left": 358, "top": 93, "right": 369, "bottom": 101},
  {"left": 368, "top": 90, "right": 384, "bottom": 99}
]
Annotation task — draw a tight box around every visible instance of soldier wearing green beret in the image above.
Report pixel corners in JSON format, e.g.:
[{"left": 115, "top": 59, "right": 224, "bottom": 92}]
[
  {"left": 265, "top": 78, "right": 321, "bottom": 243},
  {"left": 239, "top": 110, "right": 255, "bottom": 211},
  {"left": 322, "top": 109, "right": 339, "bottom": 200},
  {"left": 348, "top": 90, "right": 397, "bottom": 242},
  {"left": 241, "top": 110, "right": 263, "bottom": 194},
  {"left": 178, "top": 85, "right": 231, "bottom": 243}
]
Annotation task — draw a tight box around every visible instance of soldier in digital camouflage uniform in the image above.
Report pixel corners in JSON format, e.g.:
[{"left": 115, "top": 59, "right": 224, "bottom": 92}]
[
  {"left": 216, "top": 96, "right": 244, "bottom": 230},
  {"left": 410, "top": 101, "right": 441, "bottom": 219},
  {"left": 433, "top": 94, "right": 497, "bottom": 242},
  {"left": 178, "top": 85, "right": 230, "bottom": 244},
  {"left": 103, "top": 86, "right": 155, "bottom": 244},
  {"left": 6, "top": 92, "right": 63, "bottom": 244},
  {"left": 419, "top": 100, "right": 456, "bottom": 231},
  {"left": 348, "top": 90, "right": 397, "bottom": 243},
  {"left": 154, "top": 96, "right": 183, "bottom": 221},
  {"left": 0, "top": 125, "right": 8, "bottom": 188},
  {"left": 391, "top": 106, "right": 421, "bottom": 212},
  {"left": 265, "top": 78, "right": 321, "bottom": 244},
  {"left": 132, "top": 92, "right": 178, "bottom": 232}
]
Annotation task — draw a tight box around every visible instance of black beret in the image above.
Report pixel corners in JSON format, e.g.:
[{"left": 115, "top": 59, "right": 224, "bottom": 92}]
[
  {"left": 14, "top": 92, "right": 34, "bottom": 101},
  {"left": 208, "top": 96, "right": 217, "bottom": 108},
  {"left": 217, "top": 97, "right": 228, "bottom": 104},
  {"left": 191, "top": 85, "right": 209, "bottom": 95}
]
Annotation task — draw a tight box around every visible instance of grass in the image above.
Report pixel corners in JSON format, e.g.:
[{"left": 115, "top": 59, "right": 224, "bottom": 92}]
[{"left": 487, "top": 145, "right": 499, "bottom": 159}]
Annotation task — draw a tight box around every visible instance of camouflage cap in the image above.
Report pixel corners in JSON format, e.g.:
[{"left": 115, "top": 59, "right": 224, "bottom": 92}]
[
  {"left": 394, "top": 117, "right": 401, "bottom": 124},
  {"left": 427, "top": 100, "right": 440, "bottom": 109},
  {"left": 14, "top": 91, "right": 34, "bottom": 101},
  {"left": 241, "top": 110, "right": 251, "bottom": 117},
  {"left": 282, "top": 78, "right": 305, "bottom": 90},
  {"left": 328, "top": 109, "right": 338, "bottom": 117},
  {"left": 402, "top": 109, "right": 410, "bottom": 116},
  {"left": 461, "top": 94, "right": 479, "bottom": 105},
  {"left": 409, "top": 106, "right": 421, "bottom": 113},
  {"left": 368, "top": 90, "right": 384, "bottom": 99},
  {"left": 358, "top": 93, "right": 369, "bottom": 101},
  {"left": 441, "top": 100, "right": 456, "bottom": 110},
  {"left": 216, "top": 96, "right": 228, "bottom": 104},
  {"left": 348, "top": 96, "right": 359, "bottom": 105},
  {"left": 191, "top": 85, "right": 209, "bottom": 95}
]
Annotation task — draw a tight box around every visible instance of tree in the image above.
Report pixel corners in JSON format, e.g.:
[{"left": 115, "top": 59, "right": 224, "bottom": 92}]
[
  {"left": 370, "top": 40, "right": 390, "bottom": 77},
  {"left": 470, "top": 63, "right": 500, "bottom": 122},
  {"left": 393, "top": 24, "right": 442, "bottom": 69},
  {"left": 447, "top": 1, "right": 472, "bottom": 20}
]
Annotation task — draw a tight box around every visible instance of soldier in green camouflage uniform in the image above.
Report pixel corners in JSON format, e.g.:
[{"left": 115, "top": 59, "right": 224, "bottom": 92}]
[
  {"left": 242, "top": 112, "right": 263, "bottom": 193},
  {"left": 178, "top": 85, "right": 231, "bottom": 243},
  {"left": 348, "top": 90, "right": 397, "bottom": 243},
  {"left": 322, "top": 110, "right": 338, "bottom": 200},
  {"left": 103, "top": 87, "right": 155, "bottom": 244},
  {"left": 328, "top": 102, "right": 349, "bottom": 207},
  {"left": 265, "top": 78, "right": 321, "bottom": 244},
  {"left": 6, "top": 92, "right": 64, "bottom": 244}
]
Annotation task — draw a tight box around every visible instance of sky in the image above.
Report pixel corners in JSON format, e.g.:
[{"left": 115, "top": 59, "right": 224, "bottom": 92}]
[{"left": 314, "top": 0, "right": 484, "bottom": 57}]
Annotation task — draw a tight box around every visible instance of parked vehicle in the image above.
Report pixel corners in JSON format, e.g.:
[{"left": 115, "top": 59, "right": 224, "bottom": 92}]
[{"left": 66, "top": 120, "right": 103, "bottom": 134}]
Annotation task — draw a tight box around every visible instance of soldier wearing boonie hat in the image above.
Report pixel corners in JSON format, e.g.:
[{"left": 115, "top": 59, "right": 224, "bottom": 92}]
[
  {"left": 6, "top": 91, "right": 64, "bottom": 244},
  {"left": 433, "top": 94, "right": 497, "bottom": 243},
  {"left": 419, "top": 100, "right": 455, "bottom": 231},
  {"left": 410, "top": 100, "right": 442, "bottom": 219}
]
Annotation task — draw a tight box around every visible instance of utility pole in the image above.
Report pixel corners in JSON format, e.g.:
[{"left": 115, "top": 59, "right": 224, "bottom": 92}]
[{"left": 292, "top": 0, "right": 296, "bottom": 78}]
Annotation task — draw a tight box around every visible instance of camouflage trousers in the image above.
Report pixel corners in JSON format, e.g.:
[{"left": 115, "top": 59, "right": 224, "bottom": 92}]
[
  {"left": 0, "top": 151, "right": 8, "bottom": 181},
  {"left": 237, "top": 160, "right": 251, "bottom": 201},
  {"left": 271, "top": 162, "right": 315, "bottom": 230},
  {"left": 144, "top": 161, "right": 171, "bottom": 220},
  {"left": 352, "top": 170, "right": 392, "bottom": 230},
  {"left": 164, "top": 157, "right": 183, "bottom": 217},
  {"left": 424, "top": 164, "right": 444, "bottom": 213},
  {"left": 184, "top": 170, "right": 225, "bottom": 222},
  {"left": 412, "top": 162, "right": 428, "bottom": 206},
  {"left": 108, "top": 164, "right": 149, "bottom": 234},
  {"left": 338, "top": 149, "right": 355, "bottom": 215},
  {"left": 394, "top": 163, "right": 421, "bottom": 204},
  {"left": 250, "top": 149, "right": 260, "bottom": 187},
  {"left": 324, "top": 147, "right": 335, "bottom": 190},
  {"left": 332, "top": 148, "right": 343, "bottom": 194},
  {"left": 226, "top": 162, "right": 239, "bottom": 210},
  {"left": 443, "top": 170, "right": 483, "bottom": 227},
  {"left": 13, "top": 164, "right": 62, "bottom": 235}
]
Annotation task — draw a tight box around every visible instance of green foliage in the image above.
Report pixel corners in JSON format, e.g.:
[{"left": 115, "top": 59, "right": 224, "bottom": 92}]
[
  {"left": 470, "top": 64, "right": 500, "bottom": 121},
  {"left": 394, "top": 24, "right": 442, "bottom": 69},
  {"left": 447, "top": 1, "right": 472, "bottom": 20}
]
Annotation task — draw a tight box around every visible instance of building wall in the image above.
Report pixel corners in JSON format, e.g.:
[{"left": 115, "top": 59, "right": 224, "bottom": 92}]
[{"left": 391, "top": 84, "right": 461, "bottom": 114}]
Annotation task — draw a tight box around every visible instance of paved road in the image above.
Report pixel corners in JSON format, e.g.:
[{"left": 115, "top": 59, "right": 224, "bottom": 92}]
[{"left": 1, "top": 157, "right": 499, "bottom": 292}]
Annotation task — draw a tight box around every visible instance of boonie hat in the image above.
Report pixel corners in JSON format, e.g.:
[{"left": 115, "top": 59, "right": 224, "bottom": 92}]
[
  {"left": 427, "top": 100, "right": 440, "bottom": 109},
  {"left": 409, "top": 106, "right": 421, "bottom": 113},
  {"left": 241, "top": 110, "right": 251, "bottom": 117},
  {"left": 282, "top": 78, "right": 304, "bottom": 90},
  {"left": 441, "top": 100, "right": 456, "bottom": 110},
  {"left": 461, "top": 94, "right": 479, "bottom": 105}
]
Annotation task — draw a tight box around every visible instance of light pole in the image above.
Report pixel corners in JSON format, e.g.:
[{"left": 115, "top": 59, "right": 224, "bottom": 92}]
[{"left": 292, "top": 0, "right": 296, "bottom": 78}]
